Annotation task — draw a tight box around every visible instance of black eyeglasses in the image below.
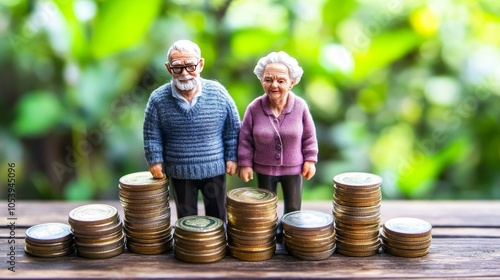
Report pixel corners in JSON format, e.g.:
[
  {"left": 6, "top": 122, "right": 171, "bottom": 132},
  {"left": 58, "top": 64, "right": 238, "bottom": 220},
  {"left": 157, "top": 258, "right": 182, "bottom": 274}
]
[{"left": 169, "top": 61, "right": 200, "bottom": 74}]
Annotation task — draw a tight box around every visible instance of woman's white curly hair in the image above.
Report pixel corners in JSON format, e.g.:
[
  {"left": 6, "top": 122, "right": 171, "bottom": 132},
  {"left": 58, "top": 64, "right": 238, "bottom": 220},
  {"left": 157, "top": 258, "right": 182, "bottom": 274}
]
[{"left": 253, "top": 51, "right": 304, "bottom": 84}]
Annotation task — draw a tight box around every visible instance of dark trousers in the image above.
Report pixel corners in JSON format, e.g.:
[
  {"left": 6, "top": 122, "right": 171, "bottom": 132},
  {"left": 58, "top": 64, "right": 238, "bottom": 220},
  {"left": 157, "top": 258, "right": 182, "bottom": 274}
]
[
  {"left": 170, "top": 175, "right": 226, "bottom": 222},
  {"left": 256, "top": 173, "right": 303, "bottom": 214}
]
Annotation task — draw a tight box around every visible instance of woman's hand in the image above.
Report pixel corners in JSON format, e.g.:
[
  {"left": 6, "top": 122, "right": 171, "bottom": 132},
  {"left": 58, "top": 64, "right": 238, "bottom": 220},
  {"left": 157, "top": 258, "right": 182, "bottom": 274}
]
[
  {"left": 302, "top": 161, "right": 316, "bottom": 180},
  {"left": 238, "top": 166, "right": 254, "bottom": 182}
]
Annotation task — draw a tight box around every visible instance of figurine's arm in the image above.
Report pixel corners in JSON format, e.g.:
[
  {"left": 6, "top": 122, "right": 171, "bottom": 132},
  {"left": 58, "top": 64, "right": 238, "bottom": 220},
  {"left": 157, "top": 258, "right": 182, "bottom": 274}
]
[
  {"left": 301, "top": 103, "right": 318, "bottom": 180},
  {"left": 237, "top": 105, "right": 255, "bottom": 182},
  {"left": 143, "top": 97, "right": 164, "bottom": 178},
  {"left": 222, "top": 92, "right": 241, "bottom": 167}
]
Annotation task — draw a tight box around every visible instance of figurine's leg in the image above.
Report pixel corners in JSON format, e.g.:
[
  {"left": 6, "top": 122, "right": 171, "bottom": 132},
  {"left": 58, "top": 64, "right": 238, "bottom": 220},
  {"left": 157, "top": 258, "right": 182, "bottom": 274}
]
[
  {"left": 280, "top": 175, "right": 303, "bottom": 214},
  {"left": 200, "top": 174, "right": 227, "bottom": 222},
  {"left": 170, "top": 178, "right": 200, "bottom": 219},
  {"left": 256, "top": 173, "right": 279, "bottom": 194}
]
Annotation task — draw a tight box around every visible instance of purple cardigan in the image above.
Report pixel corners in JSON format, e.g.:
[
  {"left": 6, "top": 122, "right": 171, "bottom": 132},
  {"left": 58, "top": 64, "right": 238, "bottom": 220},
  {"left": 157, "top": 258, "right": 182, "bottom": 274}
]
[{"left": 238, "top": 92, "right": 318, "bottom": 176}]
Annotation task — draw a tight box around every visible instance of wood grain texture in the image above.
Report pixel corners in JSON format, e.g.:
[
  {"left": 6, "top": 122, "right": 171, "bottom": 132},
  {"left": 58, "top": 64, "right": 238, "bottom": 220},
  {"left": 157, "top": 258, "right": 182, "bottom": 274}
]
[{"left": 1, "top": 200, "right": 499, "bottom": 279}]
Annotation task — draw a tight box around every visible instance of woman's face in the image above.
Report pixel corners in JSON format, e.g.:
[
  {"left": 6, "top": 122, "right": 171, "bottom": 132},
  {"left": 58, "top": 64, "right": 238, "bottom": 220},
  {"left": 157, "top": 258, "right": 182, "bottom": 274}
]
[{"left": 261, "top": 63, "right": 294, "bottom": 102}]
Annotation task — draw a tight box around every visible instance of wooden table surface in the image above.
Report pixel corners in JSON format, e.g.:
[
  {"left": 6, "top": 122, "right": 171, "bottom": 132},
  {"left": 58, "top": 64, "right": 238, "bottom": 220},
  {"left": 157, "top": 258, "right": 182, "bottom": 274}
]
[{"left": 1, "top": 200, "right": 499, "bottom": 279}]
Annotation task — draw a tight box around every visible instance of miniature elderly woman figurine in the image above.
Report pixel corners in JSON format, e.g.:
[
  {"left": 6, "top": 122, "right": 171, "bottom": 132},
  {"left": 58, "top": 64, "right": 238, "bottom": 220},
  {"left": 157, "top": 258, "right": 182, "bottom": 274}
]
[{"left": 238, "top": 51, "right": 318, "bottom": 218}]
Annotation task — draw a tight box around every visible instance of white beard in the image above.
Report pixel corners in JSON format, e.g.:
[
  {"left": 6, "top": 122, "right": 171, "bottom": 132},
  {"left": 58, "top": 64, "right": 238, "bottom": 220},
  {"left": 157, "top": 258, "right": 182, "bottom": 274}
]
[{"left": 173, "top": 76, "right": 199, "bottom": 91}]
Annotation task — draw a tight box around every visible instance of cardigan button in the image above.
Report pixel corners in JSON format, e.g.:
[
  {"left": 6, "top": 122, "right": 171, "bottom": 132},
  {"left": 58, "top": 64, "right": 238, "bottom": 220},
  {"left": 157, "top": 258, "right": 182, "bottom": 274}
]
[
  {"left": 274, "top": 134, "right": 279, "bottom": 140},
  {"left": 275, "top": 153, "right": 281, "bottom": 159},
  {"left": 276, "top": 144, "right": 281, "bottom": 150}
]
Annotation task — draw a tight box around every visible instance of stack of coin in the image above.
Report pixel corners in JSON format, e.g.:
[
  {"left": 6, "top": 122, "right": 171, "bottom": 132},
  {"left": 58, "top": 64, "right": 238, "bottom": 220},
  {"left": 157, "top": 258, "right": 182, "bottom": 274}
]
[
  {"left": 68, "top": 204, "right": 124, "bottom": 259},
  {"left": 24, "top": 223, "right": 74, "bottom": 258},
  {"left": 118, "top": 171, "right": 173, "bottom": 255},
  {"left": 282, "top": 210, "right": 336, "bottom": 260},
  {"left": 381, "top": 217, "right": 432, "bottom": 258},
  {"left": 174, "top": 215, "right": 226, "bottom": 263},
  {"left": 226, "top": 187, "right": 278, "bottom": 261},
  {"left": 333, "top": 172, "right": 382, "bottom": 257}
]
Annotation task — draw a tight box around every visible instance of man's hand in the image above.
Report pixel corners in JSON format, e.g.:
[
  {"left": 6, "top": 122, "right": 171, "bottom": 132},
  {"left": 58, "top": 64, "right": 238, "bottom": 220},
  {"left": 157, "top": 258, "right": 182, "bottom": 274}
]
[
  {"left": 226, "top": 161, "right": 238, "bottom": 176},
  {"left": 302, "top": 161, "right": 316, "bottom": 180},
  {"left": 238, "top": 166, "right": 254, "bottom": 182},
  {"left": 149, "top": 163, "right": 164, "bottom": 179}
]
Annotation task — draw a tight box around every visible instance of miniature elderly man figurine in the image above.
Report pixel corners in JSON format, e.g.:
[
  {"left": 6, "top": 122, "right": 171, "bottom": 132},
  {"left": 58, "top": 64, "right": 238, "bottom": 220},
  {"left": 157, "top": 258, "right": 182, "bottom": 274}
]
[
  {"left": 238, "top": 51, "right": 318, "bottom": 218},
  {"left": 143, "top": 39, "right": 241, "bottom": 221}
]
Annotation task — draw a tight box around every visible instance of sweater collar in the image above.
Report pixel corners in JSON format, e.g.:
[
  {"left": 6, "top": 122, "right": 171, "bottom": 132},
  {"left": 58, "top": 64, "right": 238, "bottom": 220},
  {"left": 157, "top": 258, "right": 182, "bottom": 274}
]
[{"left": 261, "top": 92, "right": 296, "bottom": 116}]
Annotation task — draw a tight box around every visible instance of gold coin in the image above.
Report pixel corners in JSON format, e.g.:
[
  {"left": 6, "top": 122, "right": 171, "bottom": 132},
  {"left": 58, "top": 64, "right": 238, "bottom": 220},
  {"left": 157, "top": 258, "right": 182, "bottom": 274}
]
[
  {"left": 281, "top": 210, "right": 333, "bottom": 230},
  {"left": 68, "top": 204, "right": 118, "bottom": 226},
  {"left": 77, "top": 243, "right": 124, "bottom": 259},
  {"left": 283, "top": 231, "right": 335, "bottom": 245},
  {"left": 228, "top": 244, "right": 275, "bottom": 261},
  {"left": 382, "top": 242, "right": 429, "bottom": 258},
  {"left": 336, "top": 239, "right": 380, "bottom": 253},
  {"left": 334, "top": 185, "right": 381, "bottom": 196},
  {"left": 334, "top": 184, "right": 381, "bottom": 194},
  {"left": 174, "top": 246, "right": 226, "bottom": 263},
  {"left": 72, "top": 222, "right": 123, "bottom": 238},
  {"left": 336, "top": 247, "right": 379, "bottom": 257},
  {"left": 123, "top": 226, "right": 172, "bottom": 239},
  {"left": 228, "top": 216, "right": 278, "bottom": 228},
  {"left": 174, "top": 237, "right": 226, "bottom": 251},
  {"left": 119, "top": 171, "right": 167, "bottom": 187},
  {"left": 335, "top": 219, "right": 380, "bottom": 231},
  {"left": 284, "top": 239, "right": 335, "bottom": 252},
  {"left": 123, "top": 207, "right": 170, "bottom": 219},
  {"left": 121, "top": 200, "right": 170, "bottom": 211},
  {"left": 228, "top": 235, "right": 275, "bottom": 247},
  {"left": 126, "top": 240, "right": 173, "bottom": 255},
  {"left": 75, "top": 236, "right": 125, "bottom": 253},
  {"left": 25, "top": 223, "right": 73, "bottom": 244},
  {"left": 175, "top": 215, "right": 223, "bottom": 232},
  {"left": 226, "top": 187, "right": 277, "bottom": 205},
  {"left": 24, "top": 245, "right": 74, "bottom": 258},
  {"left": 334, "top": 195, "right": 381, "bottom": 207},
  {"left": 25, "top": 239, "right": 73, "bottom": 252},
  {"left": 333, "top": 172, "right": 382, "bottom": 187},
  {"left": 335, "top": 228, "right": 378, "bottom": 240},
  {"left": 333, "top": 201, "right": 381, "bottom": 214},
  {"left": 118, "top": 185, "right": 168, "bottom": 197},
  {"left": 381, "top": 238, "right": 431, "bottom": 251},
  {"left": 286, "top": 245, "right": 335, "bottom": 260},
  {"left": 383, "top": 217, "right": 432, "bottom": 238},
  {"left": 381, "top": 229, "right": 431, "bottom": 243}
]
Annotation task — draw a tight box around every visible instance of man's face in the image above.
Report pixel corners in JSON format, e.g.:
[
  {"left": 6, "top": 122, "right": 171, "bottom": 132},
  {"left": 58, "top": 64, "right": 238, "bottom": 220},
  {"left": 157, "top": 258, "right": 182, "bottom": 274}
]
[{"left": 166, "top": 50, "right": 204, "bottom": 91}]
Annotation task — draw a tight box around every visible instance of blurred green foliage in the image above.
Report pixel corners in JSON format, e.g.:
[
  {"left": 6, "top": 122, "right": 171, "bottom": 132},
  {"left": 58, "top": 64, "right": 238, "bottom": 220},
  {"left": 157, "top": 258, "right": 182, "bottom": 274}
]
[{"left": 1, "top": 0, "right": 500, "bottom": 201}]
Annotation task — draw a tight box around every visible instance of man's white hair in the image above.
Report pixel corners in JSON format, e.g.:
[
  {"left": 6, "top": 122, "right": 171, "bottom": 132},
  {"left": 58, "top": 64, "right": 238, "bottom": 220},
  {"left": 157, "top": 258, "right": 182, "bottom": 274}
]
[
  {"left": 167, "top": 40, "right": 201, "bottom": 64},
  {"left": 253, "top": 51, "right": 304, "bottom": 84}
]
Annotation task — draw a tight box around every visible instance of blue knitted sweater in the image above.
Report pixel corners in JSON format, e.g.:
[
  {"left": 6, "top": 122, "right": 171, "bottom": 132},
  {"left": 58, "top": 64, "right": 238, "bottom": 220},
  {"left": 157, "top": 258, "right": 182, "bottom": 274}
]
[{"left": 143, "top": 78, "right": 241, "bottom": 179}]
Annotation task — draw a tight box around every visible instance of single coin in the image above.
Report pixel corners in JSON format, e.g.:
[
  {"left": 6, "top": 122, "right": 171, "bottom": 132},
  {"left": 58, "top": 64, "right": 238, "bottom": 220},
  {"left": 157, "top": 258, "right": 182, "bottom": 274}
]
[
  {"left": 281, "top": 210, "right": 333, "bottom": 229},
  {"left": 227, "top": 187, "right": 277, "bottom": 205},
  {"left": 383, "top": 217, "right": 432, "bottom": 238},
  {"left": 119, "top": 171, "right": 167, "bottom": 187},
  {"left": 25, "top": 223, "right": 73, "bottom": 244},
  {"left": 333, "top": 172, "right": 383, "bottom": 187},
  {"left": 176, "top": 215, "right": 223, "bottom": 233},
  {"left": 68, "top": 204, "right": 118, "bottom": 225}
]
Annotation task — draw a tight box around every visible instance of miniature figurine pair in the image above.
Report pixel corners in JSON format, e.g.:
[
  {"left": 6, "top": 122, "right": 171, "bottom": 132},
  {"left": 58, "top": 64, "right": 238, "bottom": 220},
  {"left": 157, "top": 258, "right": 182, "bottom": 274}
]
[{"left": 143, "top": 40, "right": 318, "bottom": 223}]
